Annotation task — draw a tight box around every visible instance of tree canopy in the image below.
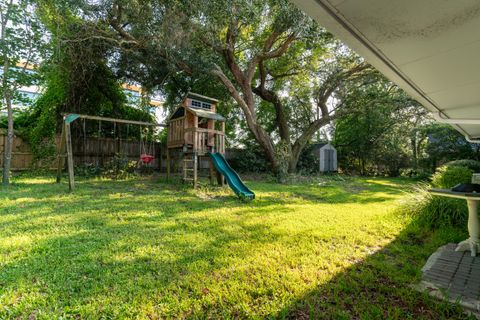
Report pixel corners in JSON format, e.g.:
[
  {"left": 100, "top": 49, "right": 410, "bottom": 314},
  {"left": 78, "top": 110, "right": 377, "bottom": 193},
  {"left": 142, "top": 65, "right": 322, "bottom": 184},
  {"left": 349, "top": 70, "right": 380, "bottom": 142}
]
[
  {"left": 49, "top": 0, "right": 381, "bottom": 177},
  {"left": 3, "top": 0, "right": 465, "bottom": 178}
]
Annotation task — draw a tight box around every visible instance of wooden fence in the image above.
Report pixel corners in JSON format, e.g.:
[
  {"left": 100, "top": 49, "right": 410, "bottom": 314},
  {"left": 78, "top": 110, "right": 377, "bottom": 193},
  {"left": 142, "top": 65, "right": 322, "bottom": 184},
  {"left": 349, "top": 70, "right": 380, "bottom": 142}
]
[
  {"left": 0, "top": 134, "right": 36, "bottom": 170},
  {"left": 0, "top": 133, "right": 164, "bottom": 171},
  {"left": 0, "top": 133, "right": 237, "bottom": 172}
]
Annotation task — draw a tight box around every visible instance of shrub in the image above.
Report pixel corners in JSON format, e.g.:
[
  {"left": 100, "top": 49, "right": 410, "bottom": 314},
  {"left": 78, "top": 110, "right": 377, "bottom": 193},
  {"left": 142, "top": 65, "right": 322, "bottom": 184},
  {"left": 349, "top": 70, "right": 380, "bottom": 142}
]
[
  {"left": 102, "top": 154, "right": 138, "bottom": 180},
  {"left": 399, "top": 165, "right": 472, "bottom": 230},
  {"left": 445, "top": 159, "right": 480, "bottom": 173},
  {"left": 431, "top": 165, "right": 473, "bottom": 189},
  {"left": 227, "top": 147, "right": 269, "bottom": 173},
  {"left": 75, "top": 163, "right": 103, "bottom": 177},
  {"left": 297, "top": 144, "right": 320, "bottom": 175},
  {"left": 399, "top": 168, "right": 431, "bottom": 180},
  {"left": 398, "top": 184, "right": 467, "bottom": 229}
]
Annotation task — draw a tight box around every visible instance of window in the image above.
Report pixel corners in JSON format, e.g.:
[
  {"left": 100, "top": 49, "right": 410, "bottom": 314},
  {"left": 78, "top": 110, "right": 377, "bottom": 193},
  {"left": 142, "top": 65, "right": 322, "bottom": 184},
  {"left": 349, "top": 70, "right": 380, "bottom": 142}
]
[
  {"left": 191, "top": 99, "right": 211, "bottom": 109},
  {"left": 191, "top": 100, "right": 202, "bottom": 108}
]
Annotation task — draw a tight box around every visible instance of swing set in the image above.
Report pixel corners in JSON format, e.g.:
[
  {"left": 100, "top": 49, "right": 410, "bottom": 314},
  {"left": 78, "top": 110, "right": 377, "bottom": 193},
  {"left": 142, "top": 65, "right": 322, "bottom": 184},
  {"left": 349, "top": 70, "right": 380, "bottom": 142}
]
[{"left": 56, "top": 113, "right": 166, "bottom": 192}]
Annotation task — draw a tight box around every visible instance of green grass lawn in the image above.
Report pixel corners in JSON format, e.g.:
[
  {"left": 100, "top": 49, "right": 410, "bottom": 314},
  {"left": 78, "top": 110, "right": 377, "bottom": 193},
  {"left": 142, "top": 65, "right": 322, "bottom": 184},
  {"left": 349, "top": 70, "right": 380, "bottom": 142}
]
[{"left": 0, "top": 175, "right": 472, "bottom": 319}]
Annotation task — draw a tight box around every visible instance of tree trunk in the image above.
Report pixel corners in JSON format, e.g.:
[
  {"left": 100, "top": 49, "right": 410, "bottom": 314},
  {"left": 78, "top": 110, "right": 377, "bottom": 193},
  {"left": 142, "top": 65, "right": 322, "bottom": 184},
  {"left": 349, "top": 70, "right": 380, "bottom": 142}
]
[
  {"left": 2, "top": 93, "right": 13, "bottom": 186},
  {"left": 411, "top": 133, "right": 418, "bottom": 170},
  {"left": 288, "top": 116, "right": 331, "bottom": 173},
  {"left": 211, "top": 65, "right": 281, "bottom": 173},
  {"left": 288, "top": 147, "right": 302, "bottom": 173}
]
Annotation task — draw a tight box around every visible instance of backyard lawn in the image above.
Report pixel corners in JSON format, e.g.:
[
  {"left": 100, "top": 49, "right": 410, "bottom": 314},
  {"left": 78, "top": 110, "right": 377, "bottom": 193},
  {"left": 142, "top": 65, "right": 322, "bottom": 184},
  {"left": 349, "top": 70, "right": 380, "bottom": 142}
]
[{"left": 0, "top": 175, "right": 472, "bottom": 319}]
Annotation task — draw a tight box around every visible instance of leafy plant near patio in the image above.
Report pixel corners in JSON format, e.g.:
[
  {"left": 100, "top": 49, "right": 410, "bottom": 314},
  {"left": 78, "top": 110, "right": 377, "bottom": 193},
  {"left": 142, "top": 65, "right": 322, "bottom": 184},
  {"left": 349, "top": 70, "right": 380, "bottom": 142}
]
[
  {"left": 399, "top": 165, "right": 472, "bottom": 229},
  {"left": 0, "top": 175, "right": 470, "bottom": 319},
  {"left": 399, "top": 184, "right": 467, "bottom": 229},
  {"left": 445, "top": 159, "right": 480, "bottom": 173},
  {"left": 431, "top": 165, "right": 473, "bottom": 189}
]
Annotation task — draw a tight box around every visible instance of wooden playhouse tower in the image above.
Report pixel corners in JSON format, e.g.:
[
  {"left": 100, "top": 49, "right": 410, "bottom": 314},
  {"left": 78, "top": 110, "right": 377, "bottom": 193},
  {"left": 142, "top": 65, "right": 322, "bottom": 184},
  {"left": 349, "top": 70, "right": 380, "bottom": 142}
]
[{"left": 166, "top": 92, "right": 226, "bottom": 187}]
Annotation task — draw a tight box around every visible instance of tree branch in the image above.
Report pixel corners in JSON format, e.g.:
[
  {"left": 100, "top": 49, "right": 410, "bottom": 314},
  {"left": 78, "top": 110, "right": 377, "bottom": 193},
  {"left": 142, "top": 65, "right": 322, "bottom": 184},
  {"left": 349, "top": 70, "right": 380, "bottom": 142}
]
[
  {"left": 211, "top": 64, "right": 254, "bottom": 121},
  {"left": 245, "top": 32, "right": 296, "bottom": 84},
  {"left": 252, "top": 61, "right": 290, "bottom": 143}
]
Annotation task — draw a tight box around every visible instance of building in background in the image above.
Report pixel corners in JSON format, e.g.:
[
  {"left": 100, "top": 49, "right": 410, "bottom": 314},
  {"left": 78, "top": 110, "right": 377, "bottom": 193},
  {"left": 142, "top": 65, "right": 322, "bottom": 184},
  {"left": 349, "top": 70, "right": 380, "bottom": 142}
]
[{"left": 1, "top": 63, "right": 165, "bottom": 122}]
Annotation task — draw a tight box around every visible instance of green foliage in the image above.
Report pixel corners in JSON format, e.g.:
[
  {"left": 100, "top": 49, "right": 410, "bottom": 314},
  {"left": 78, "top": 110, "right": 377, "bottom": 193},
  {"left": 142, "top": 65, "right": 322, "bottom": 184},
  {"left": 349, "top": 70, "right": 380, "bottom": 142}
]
[
  {"left": 424, "top": 123, "right": 478, "bottom": 170},
  {"left": 297, "top": 144, "right": 320, "bottom": 175},
  {"left": 274, "top": 140, "right": 291, "bottom": 182},
  {"left": 334, "top": 77, "right": 428, "bottom": 176},
  {"left": 399, "top": 167, "right": 431, "bottom": 180},
  {"left": 399, "top": 165, "right": 472, "bottom": 230},
  {"left": 445, "top": 159, "right": 480, "bottom": 173},
  {"left": 74, "top": 163, "right": 103, "bottom": 177},
  {"left": 75, "top": 154, "right": 141, "bottom": 179},
  {"left": 0, "top": 0, "right": 45, "bottom": 108},
  {"left": 22, "top": 9, "right": 156, "bottom": 162},
  {"left": 0, "top": 0, "right": 47, "bottom": 184},
  {"left": 227, "top": 146, "right": 269, "bottom": 173},
  {"left": 102, "top": 155, "right": 138, "bottom": 180},
  {"left": 398, "top": 184, "right": 467, "bottom": 229},
  {"left": 27, "top": 70, "right": 65, "bottom": 160},
  {"left": 431, "top": 165, "right": 473, "bottom": 189}
]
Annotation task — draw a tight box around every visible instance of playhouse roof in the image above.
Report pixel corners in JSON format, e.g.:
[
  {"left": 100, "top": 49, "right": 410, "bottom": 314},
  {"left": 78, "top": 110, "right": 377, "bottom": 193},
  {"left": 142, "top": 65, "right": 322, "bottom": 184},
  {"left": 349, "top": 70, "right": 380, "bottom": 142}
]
[
  {"left": 186, "top": 92, "right": 219, "bottom": 104},
  {"left": 168, "top": 106, "right": 226, "bottom": 122},
  {"left": 187, "top": 107, "right": 225, "bottom": 121}
]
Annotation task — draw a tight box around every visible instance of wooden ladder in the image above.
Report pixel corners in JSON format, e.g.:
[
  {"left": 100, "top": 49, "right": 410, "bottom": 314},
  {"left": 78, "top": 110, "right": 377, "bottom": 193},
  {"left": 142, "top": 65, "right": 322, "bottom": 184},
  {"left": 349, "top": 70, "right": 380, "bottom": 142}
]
[{"left": 183, "top": 153, "right": 198, "bottom": 188}]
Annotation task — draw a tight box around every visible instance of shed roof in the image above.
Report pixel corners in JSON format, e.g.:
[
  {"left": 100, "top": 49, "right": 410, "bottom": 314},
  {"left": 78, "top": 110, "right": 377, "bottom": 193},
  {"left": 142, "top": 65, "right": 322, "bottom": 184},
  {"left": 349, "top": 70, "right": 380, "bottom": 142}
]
[{"left": 311, "top": 142, "right": 334, "bottom": 150}]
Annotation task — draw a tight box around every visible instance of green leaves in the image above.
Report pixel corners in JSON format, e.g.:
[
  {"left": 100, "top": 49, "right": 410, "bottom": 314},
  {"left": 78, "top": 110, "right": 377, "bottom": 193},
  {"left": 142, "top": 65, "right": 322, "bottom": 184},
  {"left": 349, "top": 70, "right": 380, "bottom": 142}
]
[{"left": 333, "top": 76, "right": 427, "bottom": 176}]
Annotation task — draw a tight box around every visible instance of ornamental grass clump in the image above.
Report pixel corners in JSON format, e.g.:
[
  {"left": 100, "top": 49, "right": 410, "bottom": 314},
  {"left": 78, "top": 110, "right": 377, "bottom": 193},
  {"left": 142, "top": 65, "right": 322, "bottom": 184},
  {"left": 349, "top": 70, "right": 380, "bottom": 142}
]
[{"left": 398, "top": 165, "right": 472, "bottom": 229}]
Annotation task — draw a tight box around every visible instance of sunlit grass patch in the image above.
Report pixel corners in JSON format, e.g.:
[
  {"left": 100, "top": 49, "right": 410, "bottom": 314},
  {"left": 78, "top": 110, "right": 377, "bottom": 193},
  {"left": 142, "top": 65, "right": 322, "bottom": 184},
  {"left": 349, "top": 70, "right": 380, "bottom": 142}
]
[{"left": 0, "top": 175, "right": 471, "bottom": 319}]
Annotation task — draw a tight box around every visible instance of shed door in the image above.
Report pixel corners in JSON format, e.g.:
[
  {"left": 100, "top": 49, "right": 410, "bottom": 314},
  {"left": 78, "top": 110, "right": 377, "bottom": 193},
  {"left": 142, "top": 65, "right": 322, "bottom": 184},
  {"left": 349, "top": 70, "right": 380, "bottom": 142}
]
[{"left": 325, "top": 149, "right": 334, "bottom": 172}]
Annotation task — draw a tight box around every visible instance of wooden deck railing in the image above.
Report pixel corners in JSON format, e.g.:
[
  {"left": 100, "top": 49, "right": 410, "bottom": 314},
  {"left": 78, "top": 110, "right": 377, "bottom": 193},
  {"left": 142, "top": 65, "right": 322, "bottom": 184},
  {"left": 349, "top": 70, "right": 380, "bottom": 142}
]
[
  {"left": 215, "top": 132, "right": 225, "bottom": 154},
  {"left": 184, "top": 127, "right": 225, "bottom": 154}
]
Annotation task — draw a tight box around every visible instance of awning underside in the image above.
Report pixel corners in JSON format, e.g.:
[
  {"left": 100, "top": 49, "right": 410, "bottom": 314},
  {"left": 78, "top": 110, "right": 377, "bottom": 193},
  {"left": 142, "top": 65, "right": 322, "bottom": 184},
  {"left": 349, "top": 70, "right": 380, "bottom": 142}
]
[{"left": 293, "top": 0, "right": 480, "bottom": 140}]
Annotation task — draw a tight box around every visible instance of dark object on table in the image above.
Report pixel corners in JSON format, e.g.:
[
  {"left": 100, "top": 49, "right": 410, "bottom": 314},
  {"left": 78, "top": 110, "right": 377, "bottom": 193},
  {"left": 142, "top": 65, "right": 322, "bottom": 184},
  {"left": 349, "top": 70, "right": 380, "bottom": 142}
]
[{"left": 451, "top": 183, "right": 480, "bottom": 193}]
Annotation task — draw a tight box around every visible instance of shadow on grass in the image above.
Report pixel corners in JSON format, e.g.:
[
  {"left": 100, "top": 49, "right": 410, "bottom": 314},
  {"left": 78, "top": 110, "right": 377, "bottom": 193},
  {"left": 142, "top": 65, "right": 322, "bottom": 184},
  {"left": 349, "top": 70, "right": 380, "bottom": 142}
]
[
  {"left": 0, "top": 177, "right": 297, "bottom": 317},
  {"left": 1, "top": 176, "right": 463, "bottom": 318},
  {"left": 276, "top": 222, "right": 472, "bottom": 319}
]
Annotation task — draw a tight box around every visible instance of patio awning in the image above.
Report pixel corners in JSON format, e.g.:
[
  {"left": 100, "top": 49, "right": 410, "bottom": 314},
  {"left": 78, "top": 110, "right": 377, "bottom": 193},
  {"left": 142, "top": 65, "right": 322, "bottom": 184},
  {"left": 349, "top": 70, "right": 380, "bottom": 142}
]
[{"left": 292, "top": 0, "right": 480, "bottom": 142}]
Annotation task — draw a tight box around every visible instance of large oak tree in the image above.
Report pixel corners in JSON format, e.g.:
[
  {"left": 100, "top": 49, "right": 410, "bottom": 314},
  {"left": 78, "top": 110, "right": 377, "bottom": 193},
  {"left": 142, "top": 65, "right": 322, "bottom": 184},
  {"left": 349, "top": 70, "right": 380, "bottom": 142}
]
[{"left": 44, "top": 0, "right": 374, "bottom": 175}]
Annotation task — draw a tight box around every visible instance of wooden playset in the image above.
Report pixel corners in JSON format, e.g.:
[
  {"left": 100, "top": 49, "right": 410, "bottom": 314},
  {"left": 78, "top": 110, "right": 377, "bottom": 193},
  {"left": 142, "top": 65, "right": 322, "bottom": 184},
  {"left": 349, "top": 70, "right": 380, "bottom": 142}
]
[
  {"left": 166, "top": 92, "right": 226, "bottom": 187},
  {"left": 56, "top": 92, "right": 254, "bottom": 199}
]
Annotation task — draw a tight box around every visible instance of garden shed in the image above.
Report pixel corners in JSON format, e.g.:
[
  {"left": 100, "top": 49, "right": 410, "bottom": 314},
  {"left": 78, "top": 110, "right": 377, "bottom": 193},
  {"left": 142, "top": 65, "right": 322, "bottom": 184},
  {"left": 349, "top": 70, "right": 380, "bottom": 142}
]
[{"left": 313, "top": 143, "right": 337, "bottom": 172}]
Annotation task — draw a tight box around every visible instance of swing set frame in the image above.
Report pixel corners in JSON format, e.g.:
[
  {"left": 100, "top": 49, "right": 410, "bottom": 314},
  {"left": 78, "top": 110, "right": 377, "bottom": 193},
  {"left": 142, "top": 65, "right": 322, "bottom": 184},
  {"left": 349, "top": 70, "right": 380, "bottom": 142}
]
[{"left": 56, "top": 113, "right": 166, "bottom": 192}]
